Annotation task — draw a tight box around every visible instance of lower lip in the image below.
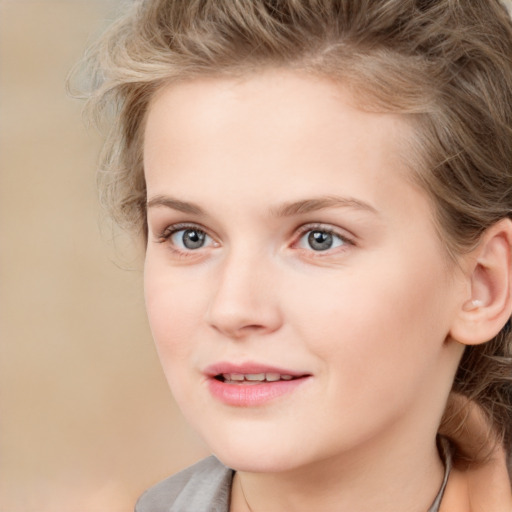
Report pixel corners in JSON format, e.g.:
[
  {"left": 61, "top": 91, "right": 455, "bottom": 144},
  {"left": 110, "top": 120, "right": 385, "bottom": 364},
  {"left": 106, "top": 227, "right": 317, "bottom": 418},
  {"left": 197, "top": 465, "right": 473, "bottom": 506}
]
[{"left": 207, "top": 377, "right": 309, "bottom": 407}]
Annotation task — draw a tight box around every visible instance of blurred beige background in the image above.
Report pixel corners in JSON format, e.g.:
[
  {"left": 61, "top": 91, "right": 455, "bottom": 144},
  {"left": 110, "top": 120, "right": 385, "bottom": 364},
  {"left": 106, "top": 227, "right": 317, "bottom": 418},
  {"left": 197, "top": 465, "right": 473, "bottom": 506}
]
[{"left": 0, "top": 1, "right": 207, "bottom": 511}]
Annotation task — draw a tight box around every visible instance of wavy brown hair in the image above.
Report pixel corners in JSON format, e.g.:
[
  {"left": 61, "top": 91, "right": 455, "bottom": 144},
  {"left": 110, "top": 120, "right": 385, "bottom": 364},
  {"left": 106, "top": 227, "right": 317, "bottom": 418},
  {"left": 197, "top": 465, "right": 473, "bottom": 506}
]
[{"left": 77, "top": 0, "right": 512, "bottom": 471}]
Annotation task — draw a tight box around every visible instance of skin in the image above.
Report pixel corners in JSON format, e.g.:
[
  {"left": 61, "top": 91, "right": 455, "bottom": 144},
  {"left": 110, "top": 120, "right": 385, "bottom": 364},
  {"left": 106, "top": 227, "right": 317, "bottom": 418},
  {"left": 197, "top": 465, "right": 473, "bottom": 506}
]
[{"left": 143, "top": 70, "right": 471, "bottom": 512}]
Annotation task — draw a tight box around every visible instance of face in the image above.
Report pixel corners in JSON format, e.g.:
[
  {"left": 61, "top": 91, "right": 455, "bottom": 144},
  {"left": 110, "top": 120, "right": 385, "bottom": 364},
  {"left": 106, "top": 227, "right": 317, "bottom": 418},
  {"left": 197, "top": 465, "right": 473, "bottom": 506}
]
[{"left": 143, "top": 70, "right": 465, "bottom": 473}]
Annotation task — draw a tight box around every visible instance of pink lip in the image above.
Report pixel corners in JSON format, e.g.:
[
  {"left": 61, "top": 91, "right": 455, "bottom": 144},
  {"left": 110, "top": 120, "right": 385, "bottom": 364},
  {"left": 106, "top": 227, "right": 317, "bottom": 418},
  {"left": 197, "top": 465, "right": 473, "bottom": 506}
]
[{"left": 204, "top": 361, "right": 311, "bottom": 407}]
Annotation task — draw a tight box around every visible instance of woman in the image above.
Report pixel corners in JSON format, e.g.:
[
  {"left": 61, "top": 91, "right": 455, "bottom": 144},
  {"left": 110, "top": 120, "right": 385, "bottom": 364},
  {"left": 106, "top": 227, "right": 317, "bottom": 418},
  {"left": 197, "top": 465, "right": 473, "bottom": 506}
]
[{"left": 80, "top": 1, "right": 512, "bottom": 510}]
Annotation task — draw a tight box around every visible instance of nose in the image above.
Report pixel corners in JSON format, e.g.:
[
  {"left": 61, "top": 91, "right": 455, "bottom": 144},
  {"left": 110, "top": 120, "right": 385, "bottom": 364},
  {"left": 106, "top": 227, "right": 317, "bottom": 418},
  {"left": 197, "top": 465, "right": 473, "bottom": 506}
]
[{"left": 206, "top": 251, "right": 283, "bottom": 339}]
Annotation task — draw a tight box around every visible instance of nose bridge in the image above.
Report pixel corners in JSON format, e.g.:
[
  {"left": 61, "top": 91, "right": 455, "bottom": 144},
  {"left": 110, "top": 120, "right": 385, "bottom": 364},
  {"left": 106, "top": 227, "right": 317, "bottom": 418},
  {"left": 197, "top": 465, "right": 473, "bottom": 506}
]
[{"left": 207, "top": 245, "right": 281, "bottom": 337}]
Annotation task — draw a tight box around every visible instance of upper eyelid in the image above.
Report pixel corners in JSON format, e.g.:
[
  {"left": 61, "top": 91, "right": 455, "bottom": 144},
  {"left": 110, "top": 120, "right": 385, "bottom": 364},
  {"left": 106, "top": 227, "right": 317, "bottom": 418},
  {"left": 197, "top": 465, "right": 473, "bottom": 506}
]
[
  {"left": 293, "top": 223, "right": 356, "bottom": 242},
  {"left": 158, "top": 221, "right": 213, "bottom": 239}
]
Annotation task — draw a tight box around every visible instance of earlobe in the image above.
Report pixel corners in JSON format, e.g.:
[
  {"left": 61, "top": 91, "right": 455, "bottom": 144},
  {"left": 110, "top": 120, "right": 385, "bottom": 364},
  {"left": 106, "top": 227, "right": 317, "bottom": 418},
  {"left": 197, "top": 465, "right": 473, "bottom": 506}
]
[{"left": 450, "top": 218, "right": 512, "bottom": 346}]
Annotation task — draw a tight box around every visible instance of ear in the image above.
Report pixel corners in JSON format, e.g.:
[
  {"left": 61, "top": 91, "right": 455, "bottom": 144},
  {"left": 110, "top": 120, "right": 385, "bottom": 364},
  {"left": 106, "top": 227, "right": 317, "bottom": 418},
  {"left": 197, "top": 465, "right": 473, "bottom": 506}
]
[{"left": 449, "top": 218, "right": 512, "bottom": 346}]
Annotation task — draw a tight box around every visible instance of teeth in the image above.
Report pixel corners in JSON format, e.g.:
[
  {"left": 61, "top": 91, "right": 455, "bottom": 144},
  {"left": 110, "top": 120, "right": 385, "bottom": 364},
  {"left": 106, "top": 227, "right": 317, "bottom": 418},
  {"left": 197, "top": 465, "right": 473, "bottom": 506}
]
[
  {"left": 246, "top": 373, "right": 266, "bottom": 381},
  {"left": 221, "top": 373, "right": 295, "bottom": 382},
  {"left": 228, "top": 373, "right": 244, "bottom": 381}
]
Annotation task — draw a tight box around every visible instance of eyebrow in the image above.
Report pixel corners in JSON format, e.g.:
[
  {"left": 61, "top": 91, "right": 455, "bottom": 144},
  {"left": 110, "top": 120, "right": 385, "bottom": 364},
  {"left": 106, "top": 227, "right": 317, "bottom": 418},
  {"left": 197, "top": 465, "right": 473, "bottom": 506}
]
[
  {"left": 271, "top": 196, "right": 379, "bottom": 217},
  {"left": 146, "top": 194, "right": 378, "bottom": 217},
  {"left": 146, "top": 195, "right": 205, "bottom": 215}
]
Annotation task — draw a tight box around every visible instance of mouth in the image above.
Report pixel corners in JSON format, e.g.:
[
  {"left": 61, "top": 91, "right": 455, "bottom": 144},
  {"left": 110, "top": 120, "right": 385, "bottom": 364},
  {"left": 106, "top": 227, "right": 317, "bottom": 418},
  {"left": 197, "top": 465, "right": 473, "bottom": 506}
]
[{"left": 205, "top": 362, "right": 311, "bottom": 407}]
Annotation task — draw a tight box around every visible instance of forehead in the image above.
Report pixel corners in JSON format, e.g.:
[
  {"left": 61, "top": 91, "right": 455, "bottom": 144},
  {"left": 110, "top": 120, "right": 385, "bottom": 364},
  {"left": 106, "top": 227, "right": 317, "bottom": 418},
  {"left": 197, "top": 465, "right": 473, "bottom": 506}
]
[
  {"left": 143, "top": 69, "right": 412, "bottom": 176},
  {"left": 144, "top": 69, "right": 412, "bottom": 193}
]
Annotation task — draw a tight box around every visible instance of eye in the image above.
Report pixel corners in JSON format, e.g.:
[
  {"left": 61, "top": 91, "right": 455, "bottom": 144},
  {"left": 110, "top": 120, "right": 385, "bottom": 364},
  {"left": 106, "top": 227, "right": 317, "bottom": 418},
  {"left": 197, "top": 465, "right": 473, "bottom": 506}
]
[
  {"left": 297, "top": 229, "right": 347, "bottom": 252},
  {"left": 170, "top": 228, "right": 213, "bottom": 250}
]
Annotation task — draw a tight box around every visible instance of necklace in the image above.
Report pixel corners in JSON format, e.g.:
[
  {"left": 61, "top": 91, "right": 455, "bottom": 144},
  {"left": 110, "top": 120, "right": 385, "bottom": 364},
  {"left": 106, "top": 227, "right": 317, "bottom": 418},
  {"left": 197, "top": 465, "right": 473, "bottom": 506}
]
[{"left": 238, "top": 475, "right": 254, "bottom": 512}]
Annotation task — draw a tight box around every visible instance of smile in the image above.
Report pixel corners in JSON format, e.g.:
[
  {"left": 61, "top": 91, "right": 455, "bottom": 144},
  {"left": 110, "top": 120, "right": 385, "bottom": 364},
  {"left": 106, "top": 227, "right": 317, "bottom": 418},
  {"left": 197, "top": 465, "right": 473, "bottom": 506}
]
[{"left": 205, "top": 363, "right": 311, "bottom": 407}]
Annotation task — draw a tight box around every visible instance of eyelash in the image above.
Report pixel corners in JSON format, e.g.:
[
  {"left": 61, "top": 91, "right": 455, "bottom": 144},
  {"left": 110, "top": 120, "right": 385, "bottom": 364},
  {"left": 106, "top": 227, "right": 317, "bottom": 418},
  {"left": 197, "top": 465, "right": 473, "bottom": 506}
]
[
  {"left": 156, "top": 222, "right": 217, "bottom": 258},
  {"left": 293, "top": 223, "right": 354, "bottom": 255},
  {"left": 155, "top": 222, "right": 354, "bottom": 258}
]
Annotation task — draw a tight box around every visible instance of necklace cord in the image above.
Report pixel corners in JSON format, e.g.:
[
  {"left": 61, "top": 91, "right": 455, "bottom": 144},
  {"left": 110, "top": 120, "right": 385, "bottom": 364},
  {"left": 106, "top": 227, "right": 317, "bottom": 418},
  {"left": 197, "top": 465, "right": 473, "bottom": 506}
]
[{"left": 238, "top": 474, "right": 254, "bottom": 512}]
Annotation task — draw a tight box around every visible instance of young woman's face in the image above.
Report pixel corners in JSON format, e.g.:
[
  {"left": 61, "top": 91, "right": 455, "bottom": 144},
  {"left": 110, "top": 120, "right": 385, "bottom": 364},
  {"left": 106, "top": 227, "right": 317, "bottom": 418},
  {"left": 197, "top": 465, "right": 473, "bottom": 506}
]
[{"left": 143, "top": 70, "right": 465, "bottom": 472}]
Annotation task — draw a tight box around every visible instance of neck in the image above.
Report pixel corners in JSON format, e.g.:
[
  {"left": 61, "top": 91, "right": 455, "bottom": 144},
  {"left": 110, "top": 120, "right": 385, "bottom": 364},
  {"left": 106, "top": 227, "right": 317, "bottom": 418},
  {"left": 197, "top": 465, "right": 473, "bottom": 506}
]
[{"left": 231, "top": 431, "right": 445, "bottom": 512}]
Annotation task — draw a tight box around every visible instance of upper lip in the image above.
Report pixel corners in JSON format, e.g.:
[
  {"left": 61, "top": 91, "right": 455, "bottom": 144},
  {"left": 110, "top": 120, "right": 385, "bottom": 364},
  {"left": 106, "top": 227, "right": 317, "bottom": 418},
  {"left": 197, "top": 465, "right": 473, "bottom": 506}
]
[{"left": 204, "top": 361, "right": 309, "bottom": 378}]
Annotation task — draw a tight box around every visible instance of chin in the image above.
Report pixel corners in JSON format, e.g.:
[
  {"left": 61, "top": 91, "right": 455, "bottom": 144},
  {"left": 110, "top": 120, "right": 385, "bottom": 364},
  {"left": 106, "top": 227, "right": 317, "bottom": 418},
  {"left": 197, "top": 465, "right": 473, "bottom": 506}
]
[
  {"left": 202, "top": 430, "right": 311, "bottom": 473},
  {"left": 215, "top": 449, "right": 301, "bottom": 473}
]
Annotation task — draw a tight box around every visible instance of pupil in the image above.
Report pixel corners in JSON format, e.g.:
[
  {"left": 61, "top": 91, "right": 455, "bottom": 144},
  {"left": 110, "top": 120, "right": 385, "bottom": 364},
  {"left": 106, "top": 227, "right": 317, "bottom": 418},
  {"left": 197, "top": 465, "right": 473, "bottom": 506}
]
[
  {"left": 308, "top": 231, "right": 332, "bottom": 251},
  {"left": 183, "top": 229, "right": 205, "bottom": 249}
]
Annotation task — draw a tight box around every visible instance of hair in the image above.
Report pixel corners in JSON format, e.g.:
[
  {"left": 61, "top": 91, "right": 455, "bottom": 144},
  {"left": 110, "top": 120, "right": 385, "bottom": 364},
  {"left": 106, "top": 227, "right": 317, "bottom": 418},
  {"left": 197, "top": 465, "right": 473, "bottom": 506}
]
[{"left": 77, "top": 0, "right": 512, "bottom": 471}]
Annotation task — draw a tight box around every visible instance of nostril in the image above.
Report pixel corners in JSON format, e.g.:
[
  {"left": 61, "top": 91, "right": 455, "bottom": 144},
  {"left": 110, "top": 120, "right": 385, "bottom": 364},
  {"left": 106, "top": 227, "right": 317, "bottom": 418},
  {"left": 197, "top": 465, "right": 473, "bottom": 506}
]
[{"left": 240, "top": 324, "right": 267, "bottom": 334}]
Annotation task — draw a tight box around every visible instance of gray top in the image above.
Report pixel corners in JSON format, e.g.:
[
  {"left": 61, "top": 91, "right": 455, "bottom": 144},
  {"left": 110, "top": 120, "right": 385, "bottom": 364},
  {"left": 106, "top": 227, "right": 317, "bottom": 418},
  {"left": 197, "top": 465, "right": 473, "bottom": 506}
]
[
  {"left": 135, "top": 439, "right": 452, "bottom": 512},
  {"left": 135, "top": 456, "right": 233, "bottom": 512}
]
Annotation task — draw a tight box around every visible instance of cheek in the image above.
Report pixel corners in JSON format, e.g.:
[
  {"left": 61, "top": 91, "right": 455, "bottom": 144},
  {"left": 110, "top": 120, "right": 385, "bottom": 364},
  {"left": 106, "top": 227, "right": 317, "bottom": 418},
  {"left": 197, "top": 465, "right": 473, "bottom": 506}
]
[
  {"left": 144, "top": 261, "right": 205, "bottom": 364},
  {"left": 144, "top": 272, "right": 208, "bottom": 411},
  {"left": 285, "top": 254, "right": 453, "bottom": 382}
]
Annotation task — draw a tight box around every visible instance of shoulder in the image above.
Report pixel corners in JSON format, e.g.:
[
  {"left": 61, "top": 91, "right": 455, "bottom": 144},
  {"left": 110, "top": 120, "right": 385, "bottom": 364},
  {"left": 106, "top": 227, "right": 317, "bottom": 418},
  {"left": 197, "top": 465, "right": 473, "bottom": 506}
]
[{"left": 134, "top": 456, "right": 234, "bottom": 512}]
